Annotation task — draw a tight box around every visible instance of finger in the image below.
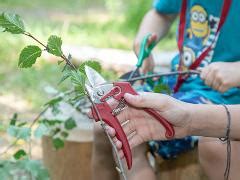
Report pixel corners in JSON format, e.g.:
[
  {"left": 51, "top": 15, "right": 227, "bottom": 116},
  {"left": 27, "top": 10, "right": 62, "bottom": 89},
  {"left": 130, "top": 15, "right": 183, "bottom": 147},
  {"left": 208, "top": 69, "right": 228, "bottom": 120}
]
[
  {"left": 113, "top": 139, "right": 122, "bottom": 150},
  {"left": 122, "top": 120, "right": 136, "bottom": 137},
  {"left": 218, "top": 85, "right": 228, "bottom": 93},
  {"left": 212, "top": 77, "right": 221, "bottom": 91},
  {"left": 200, "top": 66, "right": 209, "bottom": 80},
  {"left": 204, "top": 70, "right": 215, "bottom": 87},
  {"left": 119, "top": 149, "right": 124, "bottom": 159},
  {"left": 87, "top": 111, "right": 93, "bottom": 119},
  {"left": 128, "top": 134, "right": 143, "bottom": 149},
  {"left": 124, "top": 92, "right": 170, "bottom": 109},
  {"left": 106, "top": 125, "right": 116, "bottom": 137}
]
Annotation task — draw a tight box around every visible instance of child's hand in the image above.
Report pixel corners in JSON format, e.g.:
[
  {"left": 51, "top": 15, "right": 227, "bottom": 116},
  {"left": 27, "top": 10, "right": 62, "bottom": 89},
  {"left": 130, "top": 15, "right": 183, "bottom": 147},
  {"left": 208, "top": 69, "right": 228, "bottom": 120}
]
[
  {"left": 133, "top": 34, "right": 157, "bottom": 74},
  {"left": 104, "top": 92, "right": 192, "bottom": 158},
  {"left": 200, "top": 62, "right": 240, "bottom": 93}
]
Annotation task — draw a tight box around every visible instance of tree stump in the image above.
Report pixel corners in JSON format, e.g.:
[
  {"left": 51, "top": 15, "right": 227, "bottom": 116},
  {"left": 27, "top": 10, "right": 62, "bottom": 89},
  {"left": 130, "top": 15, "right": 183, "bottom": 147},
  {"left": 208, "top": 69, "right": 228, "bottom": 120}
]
[
  {"left": 42, "top": 136, "right": 92, "bottom": 180},
  {"left": 156, "top": 148, "right": 208, "bottom": 180}
]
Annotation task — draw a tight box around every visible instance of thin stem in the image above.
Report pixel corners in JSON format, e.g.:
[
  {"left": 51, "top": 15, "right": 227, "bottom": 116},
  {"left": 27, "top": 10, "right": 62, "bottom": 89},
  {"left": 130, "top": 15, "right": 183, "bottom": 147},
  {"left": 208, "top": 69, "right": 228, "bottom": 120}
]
[
  {"left": 24, "top": 32, "right": 77, "bottom": 70},
  {"left": 24, "top": 32, "right": 47, "bottom": 49},
  {"left": 123, "top": 70, "right": 200, "bottom": 82},
  {"left": 29, "top": 106, "right": 49, "bottom": 128},
  {"left": 0, "top": 139, "right": 19, "bottom": 157},
  {"left": 0, "top": 107, "right": 49, "bottom": 157},
  {"left": 61, "top": 54, "right": 77, "bottom": 71}
]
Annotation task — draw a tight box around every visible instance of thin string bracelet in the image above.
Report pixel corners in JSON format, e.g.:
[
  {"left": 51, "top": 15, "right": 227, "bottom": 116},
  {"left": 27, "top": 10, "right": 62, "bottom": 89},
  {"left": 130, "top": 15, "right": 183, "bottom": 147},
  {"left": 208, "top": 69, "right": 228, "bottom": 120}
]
[{"left": 219, "top": 104, "right": 231, "bottom": 180}]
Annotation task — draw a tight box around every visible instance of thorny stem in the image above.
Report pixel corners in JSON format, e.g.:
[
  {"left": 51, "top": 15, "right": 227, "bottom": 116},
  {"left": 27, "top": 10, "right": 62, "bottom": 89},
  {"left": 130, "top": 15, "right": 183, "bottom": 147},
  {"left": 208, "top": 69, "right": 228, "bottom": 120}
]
[{"left": 85, "top": 90, "right": 127, "bottom": 180}]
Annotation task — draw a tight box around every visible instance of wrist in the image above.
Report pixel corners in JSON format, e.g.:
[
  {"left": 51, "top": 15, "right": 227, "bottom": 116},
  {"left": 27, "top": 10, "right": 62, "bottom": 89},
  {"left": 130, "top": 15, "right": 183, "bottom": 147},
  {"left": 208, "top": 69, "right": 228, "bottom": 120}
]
[
  {"left": 184, "top": 103, "right": 196, "bottom": 136},
  {"left": 188, "top": 104, "right": 227, "bottom": 137}
]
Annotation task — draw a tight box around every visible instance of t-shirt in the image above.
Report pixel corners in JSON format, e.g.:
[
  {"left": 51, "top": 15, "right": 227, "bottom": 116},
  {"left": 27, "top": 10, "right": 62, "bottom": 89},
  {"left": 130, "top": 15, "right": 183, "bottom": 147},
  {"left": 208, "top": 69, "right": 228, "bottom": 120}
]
[{"left": 153, "top": 0, "right": 240, "bottom": 104}]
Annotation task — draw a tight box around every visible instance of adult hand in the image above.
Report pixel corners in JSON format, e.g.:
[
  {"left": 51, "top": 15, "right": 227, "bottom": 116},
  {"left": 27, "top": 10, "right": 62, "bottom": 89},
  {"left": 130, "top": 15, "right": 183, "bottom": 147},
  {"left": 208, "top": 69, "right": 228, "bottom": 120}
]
[
  {"left": 200, "top": 62, "right": 240, "bottom": 93},
  {"left": 104, "top": 92, "right": 192, "bottom": 157},
  {"left": 133, "top": 34, "right": 157, "bottom": 74}
]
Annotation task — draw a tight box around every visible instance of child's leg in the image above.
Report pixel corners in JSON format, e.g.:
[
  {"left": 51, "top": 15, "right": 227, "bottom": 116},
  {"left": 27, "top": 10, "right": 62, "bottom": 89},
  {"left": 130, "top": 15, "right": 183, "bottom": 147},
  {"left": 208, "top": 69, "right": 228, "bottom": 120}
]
[
  {"left": 199, "top": 137, "right": 240, "bottom": 180},
  {"left": 92, "top": 123, "right": 119, "bottom": 180},
  {"left": 125, "top": 143, "right": 157, "bottom": 180}
]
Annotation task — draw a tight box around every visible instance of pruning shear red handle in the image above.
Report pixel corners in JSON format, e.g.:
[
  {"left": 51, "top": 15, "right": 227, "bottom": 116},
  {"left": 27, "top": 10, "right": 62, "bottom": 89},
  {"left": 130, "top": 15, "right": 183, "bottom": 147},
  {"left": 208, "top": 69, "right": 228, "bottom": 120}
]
[
  {"left": 109, "top": 82, "right": 175, "bottom": 139},
  {"left": 91, "top": 82, "right": 175, "bottom": 170}
]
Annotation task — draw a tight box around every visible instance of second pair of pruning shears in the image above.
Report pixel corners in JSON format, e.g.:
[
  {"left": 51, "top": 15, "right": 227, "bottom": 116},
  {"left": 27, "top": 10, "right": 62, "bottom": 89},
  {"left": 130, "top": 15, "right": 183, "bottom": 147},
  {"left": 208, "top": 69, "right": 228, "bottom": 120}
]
[
  {"left": 85, "top": 66, "right": 175, "bottom": 170},
  {"left": 120, "top": 34, "right": 157, "bottom": 81}
]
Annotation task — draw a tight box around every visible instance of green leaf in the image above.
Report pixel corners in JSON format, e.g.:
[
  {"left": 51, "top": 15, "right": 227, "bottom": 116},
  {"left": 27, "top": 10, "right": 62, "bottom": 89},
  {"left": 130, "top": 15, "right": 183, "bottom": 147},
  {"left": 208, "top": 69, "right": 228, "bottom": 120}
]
[
  {"left": 70, "top": 70, "right": 86, "bottom": 94},
  {"left": 70, "top": 71, "right": 85, "bottom": 86},
  {"left": 52, "top": 138, "right": 64, "bottom": 150},
  {"left": 58, "top": 65, "right": 72, "bottom": 84},
  {"left": 10, "top": 113, "right": 18, "bottom": 126},
  {"left": 58, "top": 60, "right": 64, "bottom": 65},
  {"left": 18, "top": 45, "right": 42, "bottom": 68},
  {"left": 17, "top": 122, "right": 27, "bottom": 127},
  {"left": 78, "top": 60, "right": 102, "bottom": 75},
  {"left": 7, "top": 126, "right": 31, "bottom": 140},
  {"left": 44, "top": 96, "right": 63, "bottom": 107},
  {"left": 153, "top": 84, "right": 171, "bottom": 95},
  {"left": 61, "top": 131, "right": 69, "bottom": 138},
  {"left": 41, "top": 119, "right": 63, "bottom": 126},
  {"left": 51, "top": 128, "right": 61, "bottom": 136},
  {"left": 64, "top": 118, "right": 77, "bottom": 130},
  {"left": 47, "top": 35, "right": 63, "bottom": 57},
  {"left": 34, "top": 123, "right": 49, "bottom": 138},
  {"left": 13, "top": 149, "right": 27, "bottom": 160},
  {"left": 0, "top": 13, "right": 25, "bottom": 34},
  {"left": 21, "top": 159, "right": 50, "bottom": 180}
]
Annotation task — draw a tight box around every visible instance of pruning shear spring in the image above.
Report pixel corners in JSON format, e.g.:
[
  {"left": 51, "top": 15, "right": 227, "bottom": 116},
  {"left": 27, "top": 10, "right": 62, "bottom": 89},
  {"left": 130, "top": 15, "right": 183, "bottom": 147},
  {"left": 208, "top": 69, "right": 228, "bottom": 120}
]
[{"left": 85, "top": 66, "right": 175, "bottom": 170}]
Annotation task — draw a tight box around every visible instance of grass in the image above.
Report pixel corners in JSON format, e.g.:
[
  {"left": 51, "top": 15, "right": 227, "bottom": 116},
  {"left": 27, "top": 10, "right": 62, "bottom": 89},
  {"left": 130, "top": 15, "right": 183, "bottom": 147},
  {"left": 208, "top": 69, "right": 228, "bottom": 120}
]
[{"left": 0, "top": 0, "right": 177, "bottom": 110}]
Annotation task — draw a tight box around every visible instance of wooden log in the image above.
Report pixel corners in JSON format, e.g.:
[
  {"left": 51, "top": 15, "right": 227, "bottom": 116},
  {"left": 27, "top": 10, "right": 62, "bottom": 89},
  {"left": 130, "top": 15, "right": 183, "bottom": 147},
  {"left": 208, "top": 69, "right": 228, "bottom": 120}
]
[
  {"left": 42, "top": 136, "right": 92, "bottom": 180},
  {"left": 156, "top": 148, "right": 208, "bottom": 180}
]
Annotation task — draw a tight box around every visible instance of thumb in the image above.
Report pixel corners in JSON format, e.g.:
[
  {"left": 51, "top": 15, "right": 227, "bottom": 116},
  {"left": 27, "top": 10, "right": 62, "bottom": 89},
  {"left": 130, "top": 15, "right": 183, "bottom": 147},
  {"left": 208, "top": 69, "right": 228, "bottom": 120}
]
[{"left": 124, "top": 92, "right": 168, "bottom": 109}]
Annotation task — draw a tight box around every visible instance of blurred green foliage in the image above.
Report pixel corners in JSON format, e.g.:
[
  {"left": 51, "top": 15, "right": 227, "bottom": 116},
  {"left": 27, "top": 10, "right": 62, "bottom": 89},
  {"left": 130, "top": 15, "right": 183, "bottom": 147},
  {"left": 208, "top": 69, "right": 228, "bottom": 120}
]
[{"left": 0, "top": 0, "right": 177, "bottom": 110}]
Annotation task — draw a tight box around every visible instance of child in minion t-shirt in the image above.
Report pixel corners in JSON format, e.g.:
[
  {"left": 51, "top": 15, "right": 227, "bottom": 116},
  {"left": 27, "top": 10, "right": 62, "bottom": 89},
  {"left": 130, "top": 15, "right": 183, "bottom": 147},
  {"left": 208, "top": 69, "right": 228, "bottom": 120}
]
[{"left": 131, "top": 0, "right": 240, "bottom": 179}]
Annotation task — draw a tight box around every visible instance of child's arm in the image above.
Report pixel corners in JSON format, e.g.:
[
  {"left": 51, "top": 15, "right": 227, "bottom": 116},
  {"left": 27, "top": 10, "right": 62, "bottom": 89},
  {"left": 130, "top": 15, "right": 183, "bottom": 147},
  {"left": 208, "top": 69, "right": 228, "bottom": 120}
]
[{"left": 133, "top": 9, "right": 176, "bottom": 73}]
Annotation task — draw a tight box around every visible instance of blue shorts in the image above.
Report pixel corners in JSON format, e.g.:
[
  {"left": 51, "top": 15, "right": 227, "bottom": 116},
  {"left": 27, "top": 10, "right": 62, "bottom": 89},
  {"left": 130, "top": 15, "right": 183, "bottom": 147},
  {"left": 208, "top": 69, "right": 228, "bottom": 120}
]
[{"left": 136, "top": 76, "right": 209, "bottom": 159}]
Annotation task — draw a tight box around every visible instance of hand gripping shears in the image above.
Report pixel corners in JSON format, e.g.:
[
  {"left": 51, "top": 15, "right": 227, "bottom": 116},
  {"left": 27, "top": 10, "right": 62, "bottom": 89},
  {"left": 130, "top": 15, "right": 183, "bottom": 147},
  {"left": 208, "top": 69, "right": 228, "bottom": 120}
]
[{"left": 85, "top": 66, "right": 175, "bottom": 170}]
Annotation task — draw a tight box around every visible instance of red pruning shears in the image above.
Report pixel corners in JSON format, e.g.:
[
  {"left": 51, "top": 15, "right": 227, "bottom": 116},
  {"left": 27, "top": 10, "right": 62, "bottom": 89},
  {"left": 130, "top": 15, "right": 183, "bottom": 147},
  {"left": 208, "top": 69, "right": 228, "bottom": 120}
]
[{"left": 85, "top": 66, "right": 175, "bottom": 170}]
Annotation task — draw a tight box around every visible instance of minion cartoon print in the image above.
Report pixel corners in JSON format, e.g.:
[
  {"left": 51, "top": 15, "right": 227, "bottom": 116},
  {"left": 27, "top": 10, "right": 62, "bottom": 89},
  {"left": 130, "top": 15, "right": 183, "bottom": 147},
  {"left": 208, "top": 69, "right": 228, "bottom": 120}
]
[
  {"left": 181, "top": 4, "right": 221, "bottom": 78},
  {"left": 187, "top": 5, "right": 210, "bottom": 47},
  {"left": 182, "top": 46, "right": 196, "bottom": 71}
]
